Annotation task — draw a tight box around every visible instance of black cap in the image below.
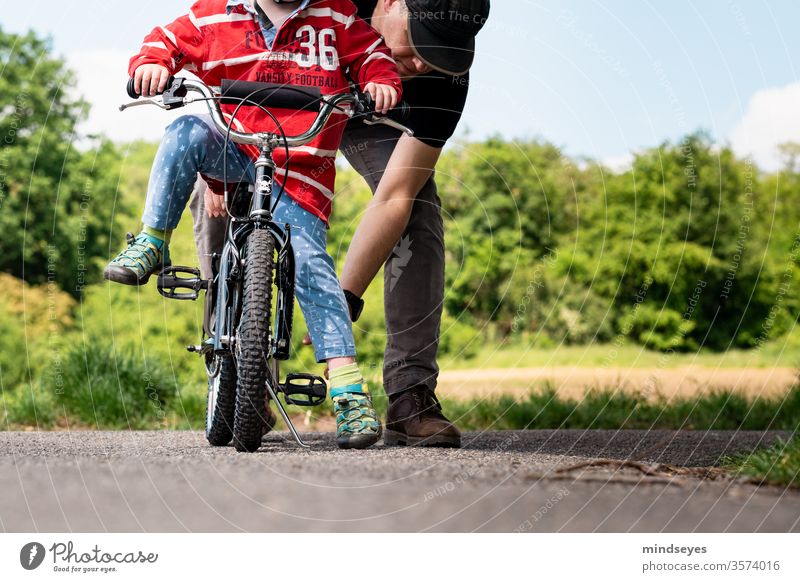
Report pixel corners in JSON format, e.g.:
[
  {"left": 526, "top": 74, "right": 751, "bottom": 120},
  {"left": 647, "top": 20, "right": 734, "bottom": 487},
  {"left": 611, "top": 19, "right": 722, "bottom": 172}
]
[{"left": 405, "top": 0, "right": 490, "bottom": 76}]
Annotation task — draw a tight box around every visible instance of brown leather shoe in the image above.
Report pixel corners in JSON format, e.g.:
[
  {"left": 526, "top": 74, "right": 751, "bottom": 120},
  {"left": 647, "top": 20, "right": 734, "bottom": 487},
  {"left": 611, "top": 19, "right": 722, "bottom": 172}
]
[{"left": 384, "top": 386, "right": 461, "bottom": 447}]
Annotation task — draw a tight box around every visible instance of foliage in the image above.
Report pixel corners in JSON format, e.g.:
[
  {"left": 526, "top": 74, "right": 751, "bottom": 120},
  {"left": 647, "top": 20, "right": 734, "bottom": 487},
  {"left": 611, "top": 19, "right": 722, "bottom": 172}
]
[
  {"left": 438, "top": 138, "right": 590, "bottom": 331},
  {"left": 436, "top": 133, "right": 800, "bottom": 351},
  {"left": 0, "top": 273, "right": 74, "bottom": 392},
  {"left": 0, "top": 28, "right": 124, "bottom": 298}
]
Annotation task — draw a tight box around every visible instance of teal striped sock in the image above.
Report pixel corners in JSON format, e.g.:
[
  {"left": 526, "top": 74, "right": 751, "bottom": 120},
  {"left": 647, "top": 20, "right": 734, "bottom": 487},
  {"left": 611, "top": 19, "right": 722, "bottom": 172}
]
[{"left": 329, "top": 363, "right": 367, "bottom": 399}]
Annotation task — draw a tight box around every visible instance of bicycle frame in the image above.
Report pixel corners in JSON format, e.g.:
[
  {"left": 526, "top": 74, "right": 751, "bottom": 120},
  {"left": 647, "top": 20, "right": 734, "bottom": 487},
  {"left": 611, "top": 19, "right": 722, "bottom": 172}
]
[{"left": 208, "top": 151, "right": 292, "bottom": 356}]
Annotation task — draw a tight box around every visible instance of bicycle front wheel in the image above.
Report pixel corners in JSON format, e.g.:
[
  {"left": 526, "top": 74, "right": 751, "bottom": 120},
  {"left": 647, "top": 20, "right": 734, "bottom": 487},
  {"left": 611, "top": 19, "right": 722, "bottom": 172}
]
[
  {"left": 233, "top": 228, "right": 275, "bottom": 452},
  {"left": 205, "top": 353, "right": 237, "bottom": 446}
]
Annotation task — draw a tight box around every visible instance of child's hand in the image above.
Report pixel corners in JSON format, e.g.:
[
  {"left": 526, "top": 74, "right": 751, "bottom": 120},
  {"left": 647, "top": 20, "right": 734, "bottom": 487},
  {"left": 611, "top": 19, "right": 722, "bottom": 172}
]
[
  {"left": 134, "top": 64, "right": 171, "bottom": 97},
  {"left": 364, "top": 82, "right": 399, "bottom": 115}
]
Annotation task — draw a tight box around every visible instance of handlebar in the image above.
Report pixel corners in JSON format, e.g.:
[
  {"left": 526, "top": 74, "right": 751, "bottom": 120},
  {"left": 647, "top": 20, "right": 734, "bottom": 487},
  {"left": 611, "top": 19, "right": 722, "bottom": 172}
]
[
  {"left": 220, "top": 79, "right": 322, "bottom": 112},
  {"left": 121, "top": 77, "right": 413, "bottom": 147}
]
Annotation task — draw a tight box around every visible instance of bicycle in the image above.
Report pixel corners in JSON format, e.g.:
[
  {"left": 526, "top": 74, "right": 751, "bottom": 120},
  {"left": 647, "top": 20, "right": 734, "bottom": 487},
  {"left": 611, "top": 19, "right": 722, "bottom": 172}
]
[{"left": 119, "top": 76, "right": 412, "bottom": 452}]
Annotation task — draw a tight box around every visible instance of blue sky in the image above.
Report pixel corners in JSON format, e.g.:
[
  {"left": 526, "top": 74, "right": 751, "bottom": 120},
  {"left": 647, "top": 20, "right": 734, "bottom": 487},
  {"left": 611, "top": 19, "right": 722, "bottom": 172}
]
[{"left": 3, "top": 0, "right": 800, "bottom": 169}]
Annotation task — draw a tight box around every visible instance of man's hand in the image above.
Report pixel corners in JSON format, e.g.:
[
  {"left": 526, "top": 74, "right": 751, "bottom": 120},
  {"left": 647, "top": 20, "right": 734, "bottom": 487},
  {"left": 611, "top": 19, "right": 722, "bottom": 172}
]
[
  {"left": 364, "top": 82, "right": 399, "bottom": 115},
  {"left": 134, "top": 64, "right": 171, "bottom": 97},
  {"left": 204, "top": 185, "right": 227, "bottom": 218}
]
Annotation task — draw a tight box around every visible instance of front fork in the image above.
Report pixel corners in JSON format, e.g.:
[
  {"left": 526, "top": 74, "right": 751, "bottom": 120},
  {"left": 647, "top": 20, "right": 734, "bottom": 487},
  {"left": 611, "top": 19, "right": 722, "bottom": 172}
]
[{"left": 211, "top": 151, "right": 275, "bottom": 353}]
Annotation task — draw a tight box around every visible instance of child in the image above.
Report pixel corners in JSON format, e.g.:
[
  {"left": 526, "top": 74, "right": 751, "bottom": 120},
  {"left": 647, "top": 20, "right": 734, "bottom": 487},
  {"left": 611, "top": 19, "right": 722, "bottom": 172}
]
[{"left": 105, "top": 0, "right": 402, "bottom": 449}]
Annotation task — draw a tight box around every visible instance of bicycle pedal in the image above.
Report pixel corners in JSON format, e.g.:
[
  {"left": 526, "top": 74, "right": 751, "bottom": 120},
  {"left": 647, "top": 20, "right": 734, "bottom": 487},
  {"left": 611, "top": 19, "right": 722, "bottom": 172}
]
[
  {"left": 157, "top": 266, "right": 207, "bottom": 301},
  {"left": 280, "top": 373, "right": 327, "bottom": 407}
]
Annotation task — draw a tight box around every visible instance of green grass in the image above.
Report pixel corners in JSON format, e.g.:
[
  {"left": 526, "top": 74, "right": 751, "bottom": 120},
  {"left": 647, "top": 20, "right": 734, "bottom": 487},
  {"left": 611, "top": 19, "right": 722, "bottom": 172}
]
[
  {"left": 5, "top": 364, "right": 800, "bottom": 435},
  {"left": 438, "top": 384, "right": 800, "bottom": 432},
  {"left": 1, "top": 337, "right": 184, "bottom": 430},
  {"left": 442, "top": 341, "right": 800, "bottom": 370},
  {"left": 723, "top": 437, "right": 800, "bottom": 488},
  {"left": 47, "top": 338, "right": 180, "bottom": 429}
]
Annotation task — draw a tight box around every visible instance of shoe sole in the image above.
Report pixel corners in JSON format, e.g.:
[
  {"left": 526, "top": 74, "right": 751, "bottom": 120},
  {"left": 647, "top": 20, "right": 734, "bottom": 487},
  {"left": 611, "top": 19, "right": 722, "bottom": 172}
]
[
  {"left": 103, "top": 263, "right": 171, "bottom": 287},
  {"left": 104, "top": 266, "right": 149, "bottom": 286},
  {"left": 337, "top": 431, "right": 381, "bottom": 449},
  {"left": 383, "top": 429, "right": 461, "bottom": 448}
]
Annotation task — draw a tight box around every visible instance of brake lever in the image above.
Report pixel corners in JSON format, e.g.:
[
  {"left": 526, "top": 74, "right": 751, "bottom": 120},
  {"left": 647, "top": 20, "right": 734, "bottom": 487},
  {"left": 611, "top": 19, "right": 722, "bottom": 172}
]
[
  {"left": 364, "top": 115, "right": 414, "bottom": 137},
  {"left": 120, "top": 77, "right": 188, "bottom": 112},
  {"left": 119, "top": 98, "right": 168, "bottom": 112},
  {"left": 352, "top": 90, "right": 414, "bottom": 136}
]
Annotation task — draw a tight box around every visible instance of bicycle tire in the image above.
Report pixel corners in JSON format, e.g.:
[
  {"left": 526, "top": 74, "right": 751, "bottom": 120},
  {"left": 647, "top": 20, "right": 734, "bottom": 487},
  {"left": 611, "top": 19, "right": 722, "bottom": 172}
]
[
  {"left": 233, "top": 228, "right": 275, "bottom": 452},
  {"left": 205, "top": 353, "right": 237, "bottom": 446}
]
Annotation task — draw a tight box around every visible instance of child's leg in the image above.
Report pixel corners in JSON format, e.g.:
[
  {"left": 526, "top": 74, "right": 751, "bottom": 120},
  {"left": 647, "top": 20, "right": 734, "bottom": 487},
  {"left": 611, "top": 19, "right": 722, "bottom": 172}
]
[
  {"left": 270, "top": 193, "right": 381, "bottom": 448},
  {"left": 105, "top": 114, "right": 254, "bottom": 285}
]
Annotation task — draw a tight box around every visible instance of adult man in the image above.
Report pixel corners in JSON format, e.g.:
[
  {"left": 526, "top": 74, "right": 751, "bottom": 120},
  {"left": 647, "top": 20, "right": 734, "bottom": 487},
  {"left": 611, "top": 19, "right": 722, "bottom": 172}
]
[{"left": 193, "top": 0, "right": 491, "bottom": 447}]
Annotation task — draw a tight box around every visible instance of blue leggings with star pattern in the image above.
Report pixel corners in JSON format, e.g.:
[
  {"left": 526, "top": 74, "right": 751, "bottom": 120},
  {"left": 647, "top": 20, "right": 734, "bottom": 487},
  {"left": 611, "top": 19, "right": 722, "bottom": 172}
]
[{"left": 142, "top": 114, "right": 355, "bottom": 362}]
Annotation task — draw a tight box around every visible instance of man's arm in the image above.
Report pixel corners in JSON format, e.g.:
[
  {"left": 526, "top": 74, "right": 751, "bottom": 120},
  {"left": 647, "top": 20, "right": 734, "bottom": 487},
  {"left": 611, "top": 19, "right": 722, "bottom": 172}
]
[{"left": 340, "top": 133, "right": 441, "bottom": 297}]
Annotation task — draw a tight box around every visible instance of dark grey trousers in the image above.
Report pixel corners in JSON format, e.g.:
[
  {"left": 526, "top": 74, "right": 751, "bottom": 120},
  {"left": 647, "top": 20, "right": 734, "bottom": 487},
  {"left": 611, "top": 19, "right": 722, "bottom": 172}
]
[{"left": 189, "top": 123, "right": 445, "bottom": 396}]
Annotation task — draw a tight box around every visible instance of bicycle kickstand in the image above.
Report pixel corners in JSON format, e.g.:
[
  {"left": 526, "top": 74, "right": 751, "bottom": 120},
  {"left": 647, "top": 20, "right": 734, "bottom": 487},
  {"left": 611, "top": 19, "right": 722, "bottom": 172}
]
[{"left": 265, "top": 365, "right": 310, "bottom": 449}]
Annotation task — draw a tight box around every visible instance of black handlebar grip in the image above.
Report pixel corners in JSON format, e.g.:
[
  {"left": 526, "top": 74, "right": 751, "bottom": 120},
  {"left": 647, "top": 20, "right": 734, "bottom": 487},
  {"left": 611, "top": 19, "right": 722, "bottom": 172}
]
[
  {"left": 126, "top": 75, "right": 176, "bottom": 99},
  {"left": 361, "top": 92, "right": 410, "bottom": 122},
  {"left": 220, "top": 79, "right": 322, "bottom": 111},
  {"left": 389, "top": 101, "right": 411, "bottom": 123},
  {"left": 126, "top": 78, "right": 139, "bottom": 99}
]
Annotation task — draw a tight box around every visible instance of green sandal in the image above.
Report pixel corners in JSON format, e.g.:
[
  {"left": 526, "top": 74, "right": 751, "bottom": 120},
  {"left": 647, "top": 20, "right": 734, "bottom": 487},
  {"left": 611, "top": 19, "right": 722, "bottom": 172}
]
[
  {"left": 333, "top": 384, "right": 382, "bottom": 449},
  {"left": 104, "top": 232, "right": 171, "bottom": 286}
]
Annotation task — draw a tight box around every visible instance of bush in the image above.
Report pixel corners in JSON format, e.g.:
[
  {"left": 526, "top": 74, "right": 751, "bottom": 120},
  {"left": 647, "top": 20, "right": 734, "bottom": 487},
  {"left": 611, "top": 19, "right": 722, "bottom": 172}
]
[
  {"left": 618, "top": 304, "right": 696, "bottom": 351},
  {"left": 2, "top": 383, "right": 57, "bottom": 428},
  {"left": 0, "top": 273, "right": 75, "bottom": 392},
  {"left": 45, "top": 338, "right": 178, "bottom": 429},
  {"left": 439, "top": 311, "right": 482, "bottom": 360},
  {"left": 0, "top": 305, "right": 30, "bottom": 392}
]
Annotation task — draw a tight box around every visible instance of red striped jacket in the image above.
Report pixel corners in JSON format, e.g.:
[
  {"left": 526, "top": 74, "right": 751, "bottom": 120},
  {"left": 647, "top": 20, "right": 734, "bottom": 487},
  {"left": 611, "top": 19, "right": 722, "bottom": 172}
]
[{"left": 129, "top": 0, "right": 402, "bottom": 222}]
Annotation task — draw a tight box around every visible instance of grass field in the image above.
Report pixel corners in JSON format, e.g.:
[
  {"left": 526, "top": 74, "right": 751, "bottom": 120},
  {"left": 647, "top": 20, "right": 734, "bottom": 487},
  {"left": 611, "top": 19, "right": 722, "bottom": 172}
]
[
  {"left": 443, "top": 342, "right": 800, "bottom": 371},
  {"left": 6, "top": 374, "right": 799, "bottom": 432},
  {"left": 435, "top": 366, "right": 798, "bottom": 402}
]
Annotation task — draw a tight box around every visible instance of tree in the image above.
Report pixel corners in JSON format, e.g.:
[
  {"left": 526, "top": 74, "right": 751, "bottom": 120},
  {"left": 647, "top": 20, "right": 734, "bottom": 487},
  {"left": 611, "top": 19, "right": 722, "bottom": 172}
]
[
  {"left": 559, "top": 133, "right": 791, "bottom": 350},
  {"left": 778, "top": 142, "right": 800, "bottom": 174},
  {"left": 436, "top": 138, "right": 593, "bottom": 329},
  {"left": 0, "top": 28, "right": 122, "bottom": 297}
]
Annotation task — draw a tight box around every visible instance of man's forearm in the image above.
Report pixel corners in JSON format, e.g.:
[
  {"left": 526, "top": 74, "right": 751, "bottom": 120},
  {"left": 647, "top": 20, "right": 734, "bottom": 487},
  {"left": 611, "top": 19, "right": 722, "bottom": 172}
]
[
  {"left": 340, "top": 133, "right": 441, "bottom": 297},
  {"left": 340, "top": 197, "right": 414, "bottom": 296}
]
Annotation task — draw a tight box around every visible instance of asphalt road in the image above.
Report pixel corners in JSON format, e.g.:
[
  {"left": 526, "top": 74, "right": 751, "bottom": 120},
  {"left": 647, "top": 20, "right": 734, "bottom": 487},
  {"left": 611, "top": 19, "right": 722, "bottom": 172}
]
[{"left": 1, "top": 430, "right": 798, "bottom": 532}]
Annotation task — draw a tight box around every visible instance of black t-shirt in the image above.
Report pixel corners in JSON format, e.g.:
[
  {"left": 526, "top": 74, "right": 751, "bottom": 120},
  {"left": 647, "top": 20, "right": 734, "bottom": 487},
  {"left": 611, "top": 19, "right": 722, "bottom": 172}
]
[{"left": 351, "top": 0, "right": 469, "bottom": 148}]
